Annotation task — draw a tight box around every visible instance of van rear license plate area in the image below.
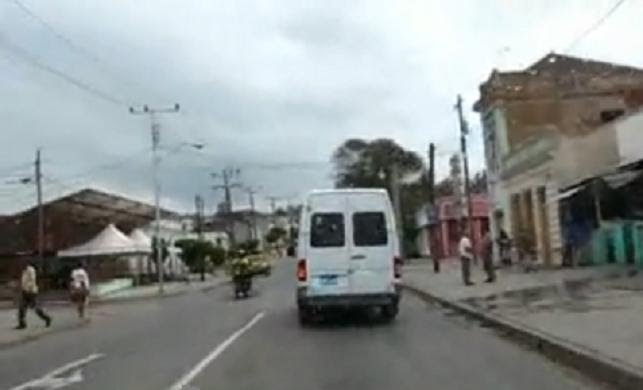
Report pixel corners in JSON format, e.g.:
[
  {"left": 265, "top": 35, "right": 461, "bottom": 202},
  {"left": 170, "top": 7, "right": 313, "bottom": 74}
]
[{"left": 318, "top": 275, "right": 338, "bottom": 286}]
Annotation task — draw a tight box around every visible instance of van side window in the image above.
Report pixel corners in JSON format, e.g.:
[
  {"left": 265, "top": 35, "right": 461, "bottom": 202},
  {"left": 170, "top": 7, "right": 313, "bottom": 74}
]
[
  {"left": 310, "top": 213, "right": 345, "bottom": 247},
  {"left": 353, "top": 212, "right": 387, "bottom": 246}
]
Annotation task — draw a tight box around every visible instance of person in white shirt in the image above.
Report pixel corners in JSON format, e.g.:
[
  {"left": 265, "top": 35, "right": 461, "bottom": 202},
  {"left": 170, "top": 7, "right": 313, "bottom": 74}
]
[
  {"left": 70, "top": 262, "right": 90, "bottom": 319},
  {"left": 458, "top": 226, "right": 474, "bottom": 286},
  {"left": 16, "top": 263, "right": 51, "bottom": 329}
]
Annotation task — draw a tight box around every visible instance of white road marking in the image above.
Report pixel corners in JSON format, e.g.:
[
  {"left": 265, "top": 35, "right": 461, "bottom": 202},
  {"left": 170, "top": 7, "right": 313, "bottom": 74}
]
[
  {"left": 9, "top": 353, "right": 104, "bottom": 390},
  {"left": 168, "top": 311, "right": 265, "bottom": 390}
]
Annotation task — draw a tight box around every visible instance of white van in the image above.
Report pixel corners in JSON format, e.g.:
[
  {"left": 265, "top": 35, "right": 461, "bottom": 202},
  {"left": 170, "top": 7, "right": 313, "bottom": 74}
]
[{"left": 296, "top": 189, "right": 402, "bottom": 324}]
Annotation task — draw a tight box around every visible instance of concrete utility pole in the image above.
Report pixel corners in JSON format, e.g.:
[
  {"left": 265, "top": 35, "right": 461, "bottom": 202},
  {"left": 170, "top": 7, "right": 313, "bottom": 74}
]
[
  {"left": 35, "top": 148, "right": 44, "bottom": 272},
  {"left": 427, "top": 142, "right": 439, "bottom": 272},
  {"left": 212, "top": 167, "right": 241, "bottom": 246},
  {"left": 194, "top": 195, "right": 205, "bottom": 281},
  {"left": 129, "top": 103, "right": 180, "bottom": 294},
  {"left": 455, "top": 95, "right": 476, "bottom": 262},
  {"left": 390, "top": 163, "right": 404, "bottom": 258},
  {"left": 244, "top": 187, "right": 260, "bottom": 241},
  {"left": 266, "top": 196, "right": 280, "bottom": 225}
]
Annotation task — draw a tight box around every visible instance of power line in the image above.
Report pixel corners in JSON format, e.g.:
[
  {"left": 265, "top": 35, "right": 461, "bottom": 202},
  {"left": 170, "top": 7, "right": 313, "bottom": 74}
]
[
  {"left": 0, "top": 33, "right": 131, "bottom": 106},
  {"left": 565, "top": 0, "right": 627, "bottom": 52},
  {"left": 9, "top": 0, "right": 167, "bottom": 103}
]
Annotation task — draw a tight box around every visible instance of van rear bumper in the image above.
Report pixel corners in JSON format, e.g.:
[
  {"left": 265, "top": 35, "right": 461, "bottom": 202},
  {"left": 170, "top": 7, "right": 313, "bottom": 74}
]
[{"left": 297, "top": 288, "right": 400, "bottom": 308}]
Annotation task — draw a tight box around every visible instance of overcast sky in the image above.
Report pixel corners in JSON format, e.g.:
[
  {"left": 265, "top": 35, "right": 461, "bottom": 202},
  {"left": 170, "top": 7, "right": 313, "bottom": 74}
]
[{"left": 1, "top": 0, "right": 642, "bottom": 214}]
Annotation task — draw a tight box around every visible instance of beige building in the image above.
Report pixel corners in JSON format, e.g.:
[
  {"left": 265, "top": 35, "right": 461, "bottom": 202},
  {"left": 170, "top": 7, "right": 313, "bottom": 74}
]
[{"left": 474, "top": 53, "right": 643, "bottom": 265}]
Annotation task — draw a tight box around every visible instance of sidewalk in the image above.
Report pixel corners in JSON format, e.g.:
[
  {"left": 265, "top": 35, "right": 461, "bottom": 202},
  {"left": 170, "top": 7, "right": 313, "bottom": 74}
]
[
  {"left": 403, "top": 259, "right": 643, "bottom": 389},
  {"left": 96, "top": 274, "right": 227, "bottom": 302},
  {"left": 0, "top": 274, "right": 227, "bottom": 349}
]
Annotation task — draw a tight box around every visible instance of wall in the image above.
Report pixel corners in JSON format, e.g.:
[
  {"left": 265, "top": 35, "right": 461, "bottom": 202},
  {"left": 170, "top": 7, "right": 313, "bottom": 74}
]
[
  {"left": 555, "top": 127, "right": 620, "bottom": 188},
  {"left": 616, "top": 111, "right": 643, "bottom": 166},
  {"left": 502, "top": 95, "right": 626, "bottom": 153}
]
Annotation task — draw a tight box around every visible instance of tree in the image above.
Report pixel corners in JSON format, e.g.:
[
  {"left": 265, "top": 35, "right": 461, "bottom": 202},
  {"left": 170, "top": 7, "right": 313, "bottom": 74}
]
[
  {"left": 332, "top": 138, "right": 427, "bottom": 255},
  {"left": 332, "top": 138, "right": 424, "bottom": 191},
  {"left": 471, "top": 170, "right": 488, "bottom": 193},
  {"left": 265, "top": 226, "right": 287, "bottom": 244},
  {"left": 175, "top": 239, "right": 226, "bottom": 273}
]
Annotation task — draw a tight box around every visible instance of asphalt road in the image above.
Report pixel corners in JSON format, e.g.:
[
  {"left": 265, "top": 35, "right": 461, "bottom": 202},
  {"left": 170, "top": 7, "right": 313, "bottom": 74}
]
[{"left": 0, "top": 260, "right": 601, "bottom": 390}]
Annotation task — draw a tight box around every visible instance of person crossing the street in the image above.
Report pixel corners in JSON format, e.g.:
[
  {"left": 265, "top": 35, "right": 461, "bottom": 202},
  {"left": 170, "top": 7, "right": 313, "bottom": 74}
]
[
  {"left": 15, "top": 262, "right": 52, "bottom": 330},
  {"left": 70, "top": 262, "right": 90, "bottom": 319}
]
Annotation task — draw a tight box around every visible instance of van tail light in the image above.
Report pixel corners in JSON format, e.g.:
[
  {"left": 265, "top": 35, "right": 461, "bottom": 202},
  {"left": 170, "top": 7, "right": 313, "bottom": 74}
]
[
  {"left": 297, "top": 259, "right": 307, "bottom": 282},
  {"left": 393, "top": 256, "right": 403, "bottom": 279}
]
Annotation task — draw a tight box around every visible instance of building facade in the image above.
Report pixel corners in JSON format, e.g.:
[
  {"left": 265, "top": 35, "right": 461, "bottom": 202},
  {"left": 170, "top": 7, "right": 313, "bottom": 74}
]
[
  {"left": 475, "top": 53, "right": 643, "bottom": 265},
  {"left": 415, "top": 195, "right": 489, "bottom": 260}
]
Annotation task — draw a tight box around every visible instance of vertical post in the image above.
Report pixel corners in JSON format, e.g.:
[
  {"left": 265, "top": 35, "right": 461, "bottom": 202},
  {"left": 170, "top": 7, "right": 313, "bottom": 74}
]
[
  {"left": 428, "top": 143, "right": 435, "bottom": 205},
  {"left": 129, "top": 103, "right": 180, "bottom": 295},
  {"left": 195, "top": 195, "right": 205, "bottom": 281},
  {"left": 456, "top": 95, "right": 476, "bottom": 262},
  {"left": 390, "top": 163, "right": 404, "bottom": 258},
  {"left": 248, "top": 189, "right": 257, "bottom": 241},
  {"left": 35, "top": 148, "right": 44, "bottom": 273},
  {"left": 151, "top": 114, "right": 164, "bottom": 293},
  {"left": 427, "top": 142, "right": 439, "bottom": 272},
  {"left": 593, "top": 179, "right": 602, "bottom": 227}
]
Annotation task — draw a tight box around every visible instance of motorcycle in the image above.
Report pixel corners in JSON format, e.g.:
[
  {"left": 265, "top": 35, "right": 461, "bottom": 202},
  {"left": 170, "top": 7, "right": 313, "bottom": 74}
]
[{"left": 233, "top": 275, "right": 252, "bottom": 299}]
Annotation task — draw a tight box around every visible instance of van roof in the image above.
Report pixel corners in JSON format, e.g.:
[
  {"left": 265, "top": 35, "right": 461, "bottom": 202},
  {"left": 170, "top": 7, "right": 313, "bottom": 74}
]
[{"left": 307, "top": 188, "right": 388, "bottom": 196}]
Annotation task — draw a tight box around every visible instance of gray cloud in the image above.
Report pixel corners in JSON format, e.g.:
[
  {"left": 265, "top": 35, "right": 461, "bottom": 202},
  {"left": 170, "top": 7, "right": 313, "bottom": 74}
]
[{"left": 2, "top": 0, "right": 643, "bottom": 214}]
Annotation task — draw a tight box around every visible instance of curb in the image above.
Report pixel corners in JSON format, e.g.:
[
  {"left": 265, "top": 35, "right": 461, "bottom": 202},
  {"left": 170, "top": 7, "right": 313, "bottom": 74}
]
[
  {"left": 403, "top": 283, "right": 643, "bottom": 390},
  {"left": 92, "top": 279, "right": 230, "bottom": 306},
  {"left": 0, "top": 280, "right": 230, "bottom": 310}
]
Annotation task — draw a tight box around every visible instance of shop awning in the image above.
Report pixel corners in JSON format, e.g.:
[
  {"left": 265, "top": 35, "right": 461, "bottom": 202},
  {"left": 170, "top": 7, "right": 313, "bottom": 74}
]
[{"left": 548, "top": 186, "right": 584, "bottom": 204}]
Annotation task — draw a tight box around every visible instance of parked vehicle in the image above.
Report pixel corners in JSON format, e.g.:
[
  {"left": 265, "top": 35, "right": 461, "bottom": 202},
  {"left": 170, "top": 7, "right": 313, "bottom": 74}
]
[{"left": 296, "top": 189, "right": 402, "bottom": 324}]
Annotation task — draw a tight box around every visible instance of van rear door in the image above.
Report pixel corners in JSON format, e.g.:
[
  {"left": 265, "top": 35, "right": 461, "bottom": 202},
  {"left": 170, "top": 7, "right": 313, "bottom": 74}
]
[
  {"left": 347, "top": 193, "right": 395, "bottom": 295},
  {"left": 306, "top": 194, "right": 350, "bottom": 296}
]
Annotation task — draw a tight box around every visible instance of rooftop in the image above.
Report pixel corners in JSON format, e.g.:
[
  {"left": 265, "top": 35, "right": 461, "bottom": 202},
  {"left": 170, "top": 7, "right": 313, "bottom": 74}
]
[{"left": 474, "top": 53, "right": 643, "bottom": 111}]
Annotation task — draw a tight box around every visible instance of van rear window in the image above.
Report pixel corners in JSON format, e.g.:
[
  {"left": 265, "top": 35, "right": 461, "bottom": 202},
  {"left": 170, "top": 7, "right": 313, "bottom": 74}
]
[
  {"left": 353, "top": 212, "right": 387, "bottom": 246},
  {"left": 310, "top": 213, "right": 345, "bottom": 247}
]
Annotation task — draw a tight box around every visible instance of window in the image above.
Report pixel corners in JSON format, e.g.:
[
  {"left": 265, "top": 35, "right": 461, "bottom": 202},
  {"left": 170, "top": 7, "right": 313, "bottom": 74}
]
[
  {"left": 310, "top": 213, "right": 344, "bottom": 247},
  {"left": 353, "top": 212, "right": 387, "bottom": 246}
]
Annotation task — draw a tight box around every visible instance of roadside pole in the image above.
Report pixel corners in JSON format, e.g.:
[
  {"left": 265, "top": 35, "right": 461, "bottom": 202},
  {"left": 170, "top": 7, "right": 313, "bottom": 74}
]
[
  {"left": 427, "top": 142, "right": 439, "bottom": 272},
  {"left": 35, "top": 148, "right": 44, "bottom": 273},
  {"left": 455, "top": 95, "right": 476, "bottom": 263},
  {"left": 390, "top": 163, "right": 404, "bottom": 259},
  {"left": 195, "top": 195, "right": 205, "bottom": 281},
  {"left": 129, "top": 103, "right": 180, "bottom": 294}
]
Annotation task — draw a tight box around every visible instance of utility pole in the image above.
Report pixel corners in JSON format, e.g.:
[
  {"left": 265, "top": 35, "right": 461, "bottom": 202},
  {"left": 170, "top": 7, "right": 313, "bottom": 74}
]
[
  {"left": 390, "top": 163, "right": 404, "bottom": 258},
  {"left": 212, "top": 167, "right": 241, "bottom": 247},
  {"left": 455, "top": 94, "right": 476, "bottom": 262},
  {"left": 244, "top": 187, "right": 259, "bottom": 242},
  {"left": 194, "top": 195, "right": 205, "bottom": 281},
  {"left": 427, "top": 143, "right": 436, "bottom": 205},
  {"left": 35, "top": 148, "right": 44, "bottom": 273},
  {"left": 266, "top": 196, "right": 280, "bottom": 225},
  {"left": 427, "top": 142, "right": 439, "bottom": 272},
  {"left": 129, "top": 103, "right": 180, "bottom": 294}
]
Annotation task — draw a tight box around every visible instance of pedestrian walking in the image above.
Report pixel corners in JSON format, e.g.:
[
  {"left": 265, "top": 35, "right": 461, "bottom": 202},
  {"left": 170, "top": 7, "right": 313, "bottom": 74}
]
[
  {"left": 15, "top": 263, "right": 52, "bottom": 330},
  {"left": 70, "top": 262, "right": 90, "bottom": 319},
  {"left": 481, "top": 231, "right": 496, "bottom": 283},
  {"left": 458, "top": 227, "right": 474, "bottom": 286}
]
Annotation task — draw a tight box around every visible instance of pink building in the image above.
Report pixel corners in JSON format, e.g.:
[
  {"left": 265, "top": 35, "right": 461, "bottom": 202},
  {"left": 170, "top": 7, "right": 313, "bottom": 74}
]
[{"left": 416, "top": 195, "right": 489, "bottom": 260}]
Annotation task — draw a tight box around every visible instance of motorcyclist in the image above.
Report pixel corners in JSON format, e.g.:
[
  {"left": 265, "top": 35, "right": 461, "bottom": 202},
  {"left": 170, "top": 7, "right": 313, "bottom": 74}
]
[{"left": 231, "top": 250, "right": 253, "bottom": 298}]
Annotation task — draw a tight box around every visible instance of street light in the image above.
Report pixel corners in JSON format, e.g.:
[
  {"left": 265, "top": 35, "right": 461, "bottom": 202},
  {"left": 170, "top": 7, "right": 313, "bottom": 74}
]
[{"left": 129, "top": 103, "right": 180, "bottom": 295}]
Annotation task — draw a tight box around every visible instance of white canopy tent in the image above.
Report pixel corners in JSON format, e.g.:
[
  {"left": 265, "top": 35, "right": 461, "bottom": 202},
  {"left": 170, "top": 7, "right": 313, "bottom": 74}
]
[
  {"left": 128, "top": 228, "right": 153, "bottom": 253},
  {"left": 58, "top": 224, "right": 149, "bottom": 258}
]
